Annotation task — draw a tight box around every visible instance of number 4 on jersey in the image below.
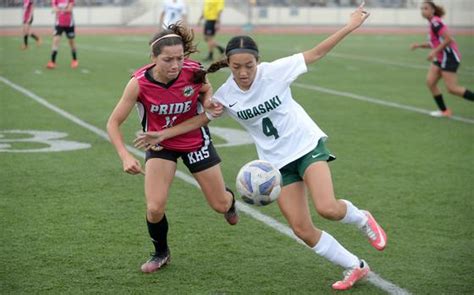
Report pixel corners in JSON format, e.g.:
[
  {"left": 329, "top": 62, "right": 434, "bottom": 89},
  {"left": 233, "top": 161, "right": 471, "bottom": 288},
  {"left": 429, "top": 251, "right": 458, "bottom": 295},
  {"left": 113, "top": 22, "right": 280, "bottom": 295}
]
[{"left": 262, "top": 117, "right": 279, "bottom": 139}]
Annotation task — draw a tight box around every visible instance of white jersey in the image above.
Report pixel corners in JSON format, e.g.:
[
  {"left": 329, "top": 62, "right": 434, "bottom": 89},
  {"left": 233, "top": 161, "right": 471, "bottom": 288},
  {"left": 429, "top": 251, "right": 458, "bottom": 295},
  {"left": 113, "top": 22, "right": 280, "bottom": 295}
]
[
  {"left": 161, "top": 0, "right": 187, "bottom": 29},
  {"left": 213, "top": 53, "right": 327, "bottom": 169}
]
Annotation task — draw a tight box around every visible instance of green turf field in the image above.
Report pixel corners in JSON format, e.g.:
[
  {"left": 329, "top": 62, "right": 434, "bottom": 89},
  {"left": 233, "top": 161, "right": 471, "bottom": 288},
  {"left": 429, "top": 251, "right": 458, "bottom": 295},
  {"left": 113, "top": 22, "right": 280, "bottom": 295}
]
[{"left": 1, "top": 31, "right": 473, "bottom": 294}]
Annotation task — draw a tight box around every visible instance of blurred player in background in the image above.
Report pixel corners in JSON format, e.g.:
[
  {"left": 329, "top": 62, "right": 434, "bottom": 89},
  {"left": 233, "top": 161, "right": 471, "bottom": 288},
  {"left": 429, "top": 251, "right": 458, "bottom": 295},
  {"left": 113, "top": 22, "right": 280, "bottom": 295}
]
[
  {"left": 135, "top": 4, "right": 387, "bottom": 291},
  {"left": 198, "top": 0, "right": 225, "bottom": 62},
  {"left": 107, "top": 23, "right": 238, "bottom": 274},
  {"left": 46, "top": 0, "right": 78, "bottom": 69},
  {"left": 411, "top": 1, "right": 473, "bottom": 117},
  {"left": 21, "top": 0, "right": 41, "bottom": 50},
  {"left": 159, "top": 0, "right": 188, "bottom": 30}
]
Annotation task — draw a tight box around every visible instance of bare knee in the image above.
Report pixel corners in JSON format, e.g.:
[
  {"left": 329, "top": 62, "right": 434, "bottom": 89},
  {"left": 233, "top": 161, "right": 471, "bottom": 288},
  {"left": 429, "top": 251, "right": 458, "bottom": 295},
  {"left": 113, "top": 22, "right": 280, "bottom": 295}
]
[
  {"left": 146, "top": 205, "right": 165, "bottom": 223},
  {"left": 426, "top": 79, "right": 437, "bottom": 91}
]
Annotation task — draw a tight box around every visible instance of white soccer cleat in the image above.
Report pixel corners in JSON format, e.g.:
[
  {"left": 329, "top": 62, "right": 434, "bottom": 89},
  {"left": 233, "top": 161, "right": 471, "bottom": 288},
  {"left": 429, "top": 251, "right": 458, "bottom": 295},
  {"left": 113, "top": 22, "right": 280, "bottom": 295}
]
[{"left": 429, "top": 109, "right": 452, "bottom": 118}]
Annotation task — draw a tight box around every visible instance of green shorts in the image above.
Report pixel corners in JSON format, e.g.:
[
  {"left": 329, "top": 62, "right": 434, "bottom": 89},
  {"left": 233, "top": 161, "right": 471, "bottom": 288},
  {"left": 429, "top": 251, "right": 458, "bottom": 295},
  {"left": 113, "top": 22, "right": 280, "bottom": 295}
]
[{"left": 279, "top": 139, "right": 336, "bottom": 186}]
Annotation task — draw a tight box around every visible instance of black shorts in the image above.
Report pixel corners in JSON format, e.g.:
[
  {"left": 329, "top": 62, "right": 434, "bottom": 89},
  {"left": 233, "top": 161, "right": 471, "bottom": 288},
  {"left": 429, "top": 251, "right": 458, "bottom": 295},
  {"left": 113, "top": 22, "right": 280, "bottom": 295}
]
[
  {"left": 433, "top": 50, "right": 460, "bottom": 73},
  {"left": 54, "top": 25, "right": 75, "bottom": 39},
  {"left": 145, "top": 142, "right": 221, "bottom": 174},
  {"left": 204, "top": 20, "right": 217, "bottom": 36}
]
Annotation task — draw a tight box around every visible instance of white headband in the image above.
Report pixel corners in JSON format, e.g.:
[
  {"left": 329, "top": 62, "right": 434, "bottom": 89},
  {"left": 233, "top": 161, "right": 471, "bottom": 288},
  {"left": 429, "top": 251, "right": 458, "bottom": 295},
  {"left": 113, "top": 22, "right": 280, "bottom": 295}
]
[{"left": 150, "top": 34, "right": 182, "bottom": 48}]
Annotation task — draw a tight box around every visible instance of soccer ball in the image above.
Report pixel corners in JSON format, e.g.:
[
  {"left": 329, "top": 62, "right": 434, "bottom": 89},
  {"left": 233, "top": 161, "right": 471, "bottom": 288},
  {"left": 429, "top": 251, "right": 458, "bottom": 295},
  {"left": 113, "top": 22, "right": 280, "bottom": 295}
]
[{"left": 235, "top": 160, "right": 282, "bottom": 206}]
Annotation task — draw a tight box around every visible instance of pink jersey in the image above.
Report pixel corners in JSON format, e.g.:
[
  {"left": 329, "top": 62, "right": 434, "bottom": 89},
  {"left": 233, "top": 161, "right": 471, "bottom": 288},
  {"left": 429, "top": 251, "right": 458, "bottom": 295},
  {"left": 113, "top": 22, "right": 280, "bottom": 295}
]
[
  {"left": 134, "top": 59, "right": 208, "bottom": 152},
  {"left": 53, "top": 0, "right": 74, "bottom": 27},
  {"left": 428, "top": 16, "right": 461, "bottom": 63},
  {"left": 23, "top": 0, "right": 33, "bottom": 24}
]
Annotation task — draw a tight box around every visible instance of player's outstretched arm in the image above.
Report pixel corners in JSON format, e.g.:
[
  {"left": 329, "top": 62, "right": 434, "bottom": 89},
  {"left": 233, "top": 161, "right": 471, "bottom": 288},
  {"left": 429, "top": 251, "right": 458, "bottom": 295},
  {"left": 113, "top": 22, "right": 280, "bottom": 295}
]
[{"left": 303, "top": 2, "right": 369, "bottom": 65}]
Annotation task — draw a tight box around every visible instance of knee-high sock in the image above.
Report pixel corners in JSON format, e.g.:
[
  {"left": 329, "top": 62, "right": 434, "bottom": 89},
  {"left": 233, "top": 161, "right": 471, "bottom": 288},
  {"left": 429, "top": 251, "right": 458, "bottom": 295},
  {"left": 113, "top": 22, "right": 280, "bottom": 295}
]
[
  {"left": 147, "top": 214, "right": 169, "bottom": 255},
  {"left": 313, "top": 231, "right": 359, "bottom": 269}
]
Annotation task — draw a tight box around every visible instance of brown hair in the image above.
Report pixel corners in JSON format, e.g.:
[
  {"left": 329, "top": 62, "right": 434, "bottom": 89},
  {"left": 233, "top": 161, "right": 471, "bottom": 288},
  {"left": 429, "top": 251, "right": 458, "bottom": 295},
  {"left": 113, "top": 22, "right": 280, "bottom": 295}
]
[
  {"left": 149, "top": 22, "right": 208, "bottom": 83},
  {"left": 149, "top": 22, "right": 197, "bottom": 58},
  {"left": 424, "top": 1, "right": 445, "bottom": 17}
]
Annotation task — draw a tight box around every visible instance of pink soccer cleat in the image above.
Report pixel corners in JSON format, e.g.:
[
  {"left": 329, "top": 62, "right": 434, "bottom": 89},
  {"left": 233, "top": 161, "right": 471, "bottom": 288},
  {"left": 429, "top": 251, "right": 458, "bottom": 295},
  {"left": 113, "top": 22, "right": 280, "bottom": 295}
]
[
  {"left": 140, "top": 251, "right": 170, "bottom": 273},
  {"left": 332, "top": 260, "right": 370, "bottom": 291},
  {"left": 70, "top": 60, "right": 79, "bottom": 69},
  {"left": 360, "top": 210, "right": 387, "bottom": 251},
  {"left": 46, "top": 61, "right": 56, "bottom": 69}
]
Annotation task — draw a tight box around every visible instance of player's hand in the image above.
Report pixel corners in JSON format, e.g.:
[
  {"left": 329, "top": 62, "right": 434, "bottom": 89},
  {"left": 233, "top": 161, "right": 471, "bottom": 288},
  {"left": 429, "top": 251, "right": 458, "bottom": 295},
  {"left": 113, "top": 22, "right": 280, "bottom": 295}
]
[
  {"left": 134, "top": 132, "right": 165, "bottom": 151},
  {"left": 410, "top": 43, "right": 419, "bottom": 50},
  {"left": 206, "top": 101, "right": 224, "bottom": 118},
  {"left": 346, "top": 2, "right": 370, "bottom": 31},
  {"left": 427, "top": 50, "right": 436, "bottom": 61},
  {"left": 122, "top": 154, "right": 145, "bottom": 175}
]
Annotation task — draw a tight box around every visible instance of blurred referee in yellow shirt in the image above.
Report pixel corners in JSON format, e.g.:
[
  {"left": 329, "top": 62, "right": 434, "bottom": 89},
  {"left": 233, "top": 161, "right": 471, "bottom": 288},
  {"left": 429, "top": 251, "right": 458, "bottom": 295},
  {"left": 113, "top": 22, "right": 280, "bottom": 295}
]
[{"left": 198, "top": 0, "right": 225, "bottom": 61}]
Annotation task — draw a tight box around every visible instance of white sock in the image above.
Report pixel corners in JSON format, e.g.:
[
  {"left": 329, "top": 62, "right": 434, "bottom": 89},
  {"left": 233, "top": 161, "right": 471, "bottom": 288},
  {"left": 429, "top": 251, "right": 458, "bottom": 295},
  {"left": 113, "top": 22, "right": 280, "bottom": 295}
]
[
  {"left": 313, "top": 231, "right": 359, "bottom": 269},
  {"left": 340, "top": 199, "right": 368, "bottom": 228}
]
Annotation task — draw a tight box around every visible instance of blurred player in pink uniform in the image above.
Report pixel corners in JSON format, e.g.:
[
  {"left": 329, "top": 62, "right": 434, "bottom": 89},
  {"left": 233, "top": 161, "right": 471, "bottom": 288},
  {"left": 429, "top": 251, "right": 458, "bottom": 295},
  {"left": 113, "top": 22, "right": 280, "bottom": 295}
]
[
  {"left": 411, "top": 1, "right": 473, "bottom": 117},
  {"left": 46, "top": 0, "right": 78, "bottom": 69},
  {"left": 21, "top": 0, "right": 41, "bottom": 50}
]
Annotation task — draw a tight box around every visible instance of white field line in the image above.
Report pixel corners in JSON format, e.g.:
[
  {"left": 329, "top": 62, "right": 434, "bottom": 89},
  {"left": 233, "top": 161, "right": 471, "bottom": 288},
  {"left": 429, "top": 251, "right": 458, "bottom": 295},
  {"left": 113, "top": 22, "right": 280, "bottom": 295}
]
[
  {"left": 75, "top": 43, "right": 473, "bottom": 124},
  {"left": 259, "top": 45, "right": 474, "bottom": 74},
  {"left": 293, "top": 82, "right": 474, "bottom": 124},
  {"left": 1, "top": 75, "right": 410, "bottom": 295},
  {"left": 37, "top": 38, "right": 474, "bottom": 73}
]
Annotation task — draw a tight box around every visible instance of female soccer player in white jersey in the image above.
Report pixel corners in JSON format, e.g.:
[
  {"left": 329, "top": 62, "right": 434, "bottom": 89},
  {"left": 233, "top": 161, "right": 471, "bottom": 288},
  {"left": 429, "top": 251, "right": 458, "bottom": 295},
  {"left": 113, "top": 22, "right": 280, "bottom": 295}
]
[
  {"left": 134, "top": 3, "right": 386, "bottom": 291},
  {"left": 107, "top": 23, "right": 238, "bottom": 274},
  {"left": 410, "top": 1, "right": 473, "bottom": 117}
]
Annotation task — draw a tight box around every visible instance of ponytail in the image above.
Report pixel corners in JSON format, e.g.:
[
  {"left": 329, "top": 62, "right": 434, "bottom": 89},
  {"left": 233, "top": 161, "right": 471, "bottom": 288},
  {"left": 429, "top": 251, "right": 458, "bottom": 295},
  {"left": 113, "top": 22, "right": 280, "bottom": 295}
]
[{"left": 208, "top": 59, "right": 229, "bottom": 73}]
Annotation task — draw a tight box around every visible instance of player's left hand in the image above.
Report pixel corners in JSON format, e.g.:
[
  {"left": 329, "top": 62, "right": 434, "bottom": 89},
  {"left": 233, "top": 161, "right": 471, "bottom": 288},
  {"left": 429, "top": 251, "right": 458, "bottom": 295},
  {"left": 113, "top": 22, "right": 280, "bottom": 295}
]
[
  {"left": 347, "top": 1, "right": 370, "bottom": 31},
  {"left": 134, "top": 132, "right": 165, "bottom": 151}
]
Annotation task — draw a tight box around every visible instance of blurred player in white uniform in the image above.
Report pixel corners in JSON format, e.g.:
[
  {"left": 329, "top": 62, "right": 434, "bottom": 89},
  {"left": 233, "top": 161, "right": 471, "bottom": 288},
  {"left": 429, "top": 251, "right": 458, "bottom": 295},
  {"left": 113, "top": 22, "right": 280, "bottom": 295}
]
[{"left": 159, "top": 0, "right": 188, "bottom": 30}]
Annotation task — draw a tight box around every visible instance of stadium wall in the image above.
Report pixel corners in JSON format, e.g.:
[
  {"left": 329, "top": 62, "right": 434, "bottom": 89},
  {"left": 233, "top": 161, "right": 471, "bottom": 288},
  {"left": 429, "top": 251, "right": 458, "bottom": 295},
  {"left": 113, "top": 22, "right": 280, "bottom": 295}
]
[{"left": 0, "top": 0, "right": 473, "bottom": 27}]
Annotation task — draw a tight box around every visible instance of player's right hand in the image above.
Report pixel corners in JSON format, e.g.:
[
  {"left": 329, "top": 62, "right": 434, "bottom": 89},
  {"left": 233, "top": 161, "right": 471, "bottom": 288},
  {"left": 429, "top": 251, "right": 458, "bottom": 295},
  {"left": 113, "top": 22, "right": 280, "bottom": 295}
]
[
  {"left": 206, "top": 100, "right": 224, "bottom": 118},
  {"left": 410, "top": 43, "right": 419, "bottom": 50},
  {"left": 122, "top": 154, "right": 144, "bottom": 175}
]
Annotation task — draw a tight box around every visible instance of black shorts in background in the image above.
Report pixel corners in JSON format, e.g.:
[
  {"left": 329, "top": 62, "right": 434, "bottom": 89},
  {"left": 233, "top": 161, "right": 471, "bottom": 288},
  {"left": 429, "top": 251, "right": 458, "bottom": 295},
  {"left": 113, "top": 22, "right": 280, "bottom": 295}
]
[
  {"left": 204, "top": 20, "right": 217, "bottom": 36},
  {"left": 54, "top": 25, "right": 75, "bottom": 39}
]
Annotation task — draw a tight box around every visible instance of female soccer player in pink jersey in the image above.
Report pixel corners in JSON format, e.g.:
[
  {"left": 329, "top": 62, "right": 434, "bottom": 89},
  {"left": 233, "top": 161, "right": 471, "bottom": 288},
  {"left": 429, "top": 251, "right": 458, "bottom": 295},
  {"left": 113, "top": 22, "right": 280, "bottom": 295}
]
[
  {"left": 107, "top": 23, "right": 238, "bottom": 274},
  {"left": 411, "top": 1, "right": 473, "bottom": 117},
  {"left": 21, "top": 0, "right": 41, "bottom": 50},
  {"left": 46, "top": 0, "right": 78, "bottom": 69}
]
